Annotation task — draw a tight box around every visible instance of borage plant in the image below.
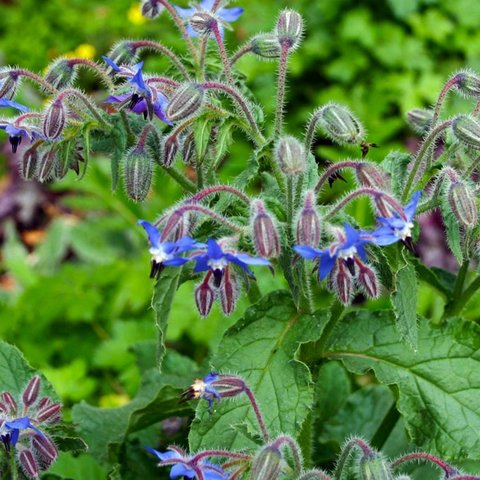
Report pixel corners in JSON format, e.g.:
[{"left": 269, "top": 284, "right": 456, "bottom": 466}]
[{"left": 2, "top": 0, "right": 480, "bottom": 478}]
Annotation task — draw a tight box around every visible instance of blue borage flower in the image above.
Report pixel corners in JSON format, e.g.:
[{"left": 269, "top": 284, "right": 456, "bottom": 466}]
[
  {"left": 139, "top": 220, "right": 203, "bottom": 278},
  {"left": 146, "top": 446, "right": 227, "bottom": 480},
  {"left": 0, "top": 122, "right": 44, "bottom": 153},
  {"left": 372, "top": 191, "right": 422, "bottom": 250},
  {"left": 191, "top": 238, "right": 271, "bottom": 287},
  {"left": 294, "top": 224, "right": 375, "bottom": 280},
  {"left": 174, "top": 0, "right": 243, "bottom": 38},
  {"left": 0, "top": 417, "right": 44, "bottom": 449},
  {"left": 0, "top": 98, "right": 29, "bottom": 113},
  {"left": 180, "top": 372, "right": 221, "bottom": 410}
]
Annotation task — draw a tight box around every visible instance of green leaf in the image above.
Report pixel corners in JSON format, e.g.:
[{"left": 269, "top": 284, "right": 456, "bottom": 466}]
[
  {"left": 152, "top": 267, "right": 182, "bottom": 369},
  {"left": 189, "top": 290, "right": 329, "bottom": 451},
  {"left": 325, "top": 310, "right": 480, "bottom": 459},
  {"left": 194, "top": 117, "right": 213, "bottom": 161},
  {"left": 110, "top": 116, "right": 127, "bottom": 191},
  {"left": 441, "top": 195, "right": 463, "bottom": 264},
  {"left": 380, "top": 151, "right": 412, "bottom": 197},
  {"left": 411, "top": 258, "right": 453, "bottom": 299},
  {"left": 391, "top": 257, "right": 418, "bottom": 349}
]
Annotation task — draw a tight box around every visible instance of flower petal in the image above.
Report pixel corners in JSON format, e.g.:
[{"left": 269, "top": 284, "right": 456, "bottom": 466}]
[
  {"left": 294, "top": 245, "right": 322, "bottom": 260},
  {"left": 138, "top": 220, "right": 161, "bottom": 249},
  {"left": 318, "top": 251, "right": 336, "bottom": 280},
  {"left": 218, "top": 6, "right": 243, "bottom": 22},
  {"left": 102, "top": 56, "right": 122, "bottom": 72},
  {"left": 404, "top": 190, "right": 422, "bottom": 220},
  {"left": 0, "top": 98, "right": 29, "bottom": 112}
]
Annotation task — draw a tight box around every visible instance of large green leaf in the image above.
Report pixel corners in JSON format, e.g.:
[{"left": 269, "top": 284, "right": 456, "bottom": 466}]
[
  {"left": 189, "top": 290, "right": 329, "bottom": 452},
  {"left": 325, "top": 310, "right": 480, "bottom": 460}
]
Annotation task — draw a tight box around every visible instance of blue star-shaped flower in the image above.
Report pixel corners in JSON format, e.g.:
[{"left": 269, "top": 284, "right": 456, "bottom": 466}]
[
  {"left": 192, "top": 238, "right": 270, "bottom": 287},
  {"left": 146, "top": 447, "right": 227, "bottom": 480},
  {"left": 174, "top": 0, "right": 243, "bottom": 38},
  {"left": 105, "top": 93, "right": 172, "bottom": 124},
  {"left": 139, "top": 220, "right": 202, "bottom": 278},
  {"left": 0, "top": 123, "right": 44, "bottom": 153},
  {"left": 294, "top": 224, "right": 375, "bottom": 280},
  {"left": 180, "top": 372, "right": 221, "bottom": 411},
  {"left": 372, "top": 191, "right": 422, "bottom": 247},
  {"left": 2, "top": 416, "right": 44, "bottom": 448}
]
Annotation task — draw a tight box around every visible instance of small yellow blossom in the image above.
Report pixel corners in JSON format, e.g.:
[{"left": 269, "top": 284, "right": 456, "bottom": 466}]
[
  {"left": 128, "top": 4, "right": 146, "bottom": 25},
  {"left": 74, "top": 43, "right": 96, "bottom": 60}
]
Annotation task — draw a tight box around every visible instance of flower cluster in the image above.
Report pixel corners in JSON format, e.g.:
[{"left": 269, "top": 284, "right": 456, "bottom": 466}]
[{"left": 0, "top": 376, "right": 62, "bottom": 479}]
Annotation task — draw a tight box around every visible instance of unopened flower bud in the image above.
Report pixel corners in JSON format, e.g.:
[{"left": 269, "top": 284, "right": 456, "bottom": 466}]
[
  {"left": 448, "top": 181, "right": 478, "bottom": 228},
  {"left": 124, "top": 147, "right": 153, "bottom": 202},
  {"left": 22, "top": 376, "right": 41, "bottom": 407},
  {"left": 32, "top": 434, "right": 58, "bottom": 464},
  {"left": 333, "top": 262, "right": 352, "bottom": 305},
  {"left": 19, "top": 449, "right": 39, "bottom": 479},
  {"left": 356, "top": 261, "right": 379, "bottom": 299},
  {"left": 20, "top": 145, "right": 40, "bottom": 180},
  {"left": 189, "top": 11, "right": 218, "bottom": 36},
  {"left": 296, "top": 190, "right": 321, "bottom": 247},
  {"left": 166, "top": 83, "right": 204, "bottom": 122},
  {"left": 318, "top": 103, "right": 365, "bottom": 145},
  {"left": 276, "top": 9, "right": 304, "bottom": 50},
  {"left": 275, "top": 135, "right": 305, "bottom": 176},
  {"left": 1, "top": 392, "right": 17, "bottom": 415},
  {"left": 195, "top": 276, "right": 216, "bottom": 318},
  {"left": 141, "top": 0, "right": 165, "bottom": 19},
  {"left": 251, "top": 200, "right": 281, "bottom": 258},
  {"left": 106, "top": 41, "right": 139, "bottom": 67},
  {"left": 43, "top": 100, "right": 66, "bottom": 140},
  {"left": 182, "top": 131, "right": 196, "bottom": 165},
  {"left": 36, "top": 402, "right": 62, "bottom": 423},
  {"left": 44, "top": 59, "right": 77, "bottom": 89},
  {"left": 355, "top": 163, "right": 389, "bottom": 190},
  {"left": 359, "top": 453, "right": 393, "bottom": 480},
  {"left": 37, "top": 148, "right": 59, "bottom": 183},
  {"left": 250, "top": 445, "right": 282, "bottom": 480},
  {"left": 454, "top": 70, "right": 480, "bottom": 98},
  {"left": 0, "top": 70, "right": 20, "bottom": 99},
  {"left": 407, "top": 108, "right": 433, "bottom": 134},
  {"left": 250, "top": 33, "right": 282, "bottom": 59},
  {"left": 452, "top": 114, "right": 480, "bottom": 150},
  {"left": 220, "top": 269, "right": 237, "bottom": 315},
  {"left": 163, "top": 134, "right": 180, "bottom": 167}
]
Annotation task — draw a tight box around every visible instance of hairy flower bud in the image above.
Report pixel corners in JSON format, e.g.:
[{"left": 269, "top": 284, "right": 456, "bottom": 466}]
[
  {"left": 1, "top": 392, "right": 17, "bottom": 415},
  {"left": 407, "top": 108, "right": 433, "bottom": 134},
  {"left": 36, "top": 402, "right": 62, "bottom": 423},
  {"left": 318, "top": 103, "right": 365, "bottom": 145},
  {"left": 250, "top": 33, "right": 282, "bottom": 59},
  {"left": 22, "top": 376, "right": 41, "bottom": 408},
  {"left": 181, "top": 131, "right": 196, "bottom": 165},
  {"left": 359, "top": 453, "right": 393, "bottom": 480},
  {"left": 355, "top": 163, "right": 389, "bottom": 190},
  {"left": 43, "top": 100, "right": 66, "bottom": 140},
  {"left": 189, "top": 11, "right": 218, "bottom": 36},
  {"left": 32, "top": 434, "right": 58, "bottom": 464},
  {"left": 20, "top": 145, "right": 40, "bottom": 180},
  {"left": 454, "top": 69, "right": 480, "bottom": 98},
  {"left": 124, "top": 147, "right": 153, "bottom": 202},
  {"left": 356, "top": 261, "right": 379, "bottom": 298},
  {"left": 448, "top": 181, "right": 478, "bottom": 228},
  {"left": 195, "top": 276, "right": 216, "bottom": 318},
  {"left": 276, "top": 9, "right": 304, "bottom": 50},
  {"left": 275, "top": 135, "right": 305, "bottom": 175},
  {"left": 163, "top": 134, "right": 180, "bottom": 167},
  {"left": 220, "top": 269, "right": 237, "bottom": 316},
  {"left": 0, "top": 69, "right": 20, "bottom": 99},
  {"left": 296, "top": 190, "right": 321, "bottom": 247},
  {"left": 38, "top": 148, "right": 59, "bottom": 183},
  {"left": 452, "top": 114, "right": 480, "bottom": 150},
  {"left": 141, "top": 0, "right": 165, "bottom": 19},
  {"left": 250, "top": 445, "right": 282, "bottom": 480},
  {"left": 19, "top": 449, "right": 39, "bottom": 479},
  {"left": 44, "top": 58, "right": 77, "bottom": 90},
  {"left": 251, "top": 200, "right": 281, "bottom": 258},
  {"left": 106, "top": 41, "right": 139, "bottom": 67},
  {"left": 333, "top": 262, "right": 352, "bottom": 305},
  {"left": 166, "top": 83, "right": 204, "bottom": 122}
]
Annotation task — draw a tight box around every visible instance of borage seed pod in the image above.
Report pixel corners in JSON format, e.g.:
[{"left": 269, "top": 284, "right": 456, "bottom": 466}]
[
  {"left": 37, "top": 147, "right": 59, "bottom": 183},
  {"left": 189, "top": 11, "right": 218, "bottom": 36},
  {"left": 250, "top": 445, "right": 282, "bottom": 480},
  {"left": 454, "top": 69, "right": 480, "bottom": 98},
  {"left": 195, "top": 274, "right": 216, "bottom": 318},
  {"left": 275, "top": 9, "right": 304, "bottom": 51},
  {"left": 295, "top": 190, "right": 321, "bottom": 247},
  {"left": 163, "top": 133, "right": 180, "bottom": 167},
  {"left": 18, "top": 449, "right": 39, "bottom": 479},
  {"left": 220, "top": 268, "right": 238, "bottom": 316},
  {"left": 407, "top": 108, "right": 433, "bottom": 134},
  {"left": 20, "top": 144, "right": 40, "bottom": 180},
  {"left": 275, "top": 135, "right": 305, "bottom": 176},
  {"left": 0, "top": 69, "right": 20, "bottom": 99},
  {"left": 355, "top": 163, "right": 389, "bottom": 190}
]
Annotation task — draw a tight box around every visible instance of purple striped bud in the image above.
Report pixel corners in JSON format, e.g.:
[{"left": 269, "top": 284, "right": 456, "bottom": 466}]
[
  {"left": 251, "top": 33, "right": 282, "bottom": 59},
  {"left": 20, "top": 145, "right": 40, "bottom": 181},
  {"left": 318, "top": 103, "right": 365, "bottom": 145},
  {"left": 141, "top": 0, "right": 165, "bottom": 19},
  {"left": 407, "top": 108, "right": 433, "bottom": 134},
  {"left": 251, "top": 200, "right": 281, "bottom": 258},
  {"left": 0, "top": 70, "right": 20, "bottom": 99},
  {"left": 356, "top": 260, "right": 379, "bottom": 299},
  {"left": 189, "top": 11, "right": 218, "bottom": 36},
  {"left": 195, "top": 274, "right": 216, "bottom": 318},
  {"left": 44, "top": 59, "right": 77, "bottom": 90},
  {"left": 250, "top": 445, "right": 282, "bottom": 480},
  {"left": 1, "top": 392, "right": 17, "bottom": 415},
  {"left": 355, "top": 163, "right": 389, "bottom": 190},
  {"left": 454, "top": 70, "right": 480, "bottom": 98},
  {"left": 333, "top": 262, "right": 353, "bottom": 305},
  {"left": 43, "top": 100, "right": 66, "bottom": 140},
  {"left": 163, "top": 134, "right": 180, "bottom": 167},
  {"left": 181, "top": 131, "right": 196, "bottom": 165},
  {"left": 276, "top": 9, "right": 304, "bottom": 50},
  {"left": 22, "top": 376, "right": 41, "bottom": 407},
  {"left": 359, "top": 453, "right": 393, "bottom": 480},
  {"left": 124, "top": 146, "right": 153, "bottom": 202},
  {"left": 166, "top": 83, "right": 204, "bottom": 122},
  {"left": 220, "top": 269, "right": 237, "bottom": 316},
  {"left": 19, "top": 449, "right": 39, "bottom": 479},
  {"left": 106, "top": 41, "right": 139, "bottom": 67},
  {"left": 36, "top": 403, "right": 62, "bottom": 423},
  {"left": 296, "top": 190, "right": 321, "bottom": 247},
  {"left": 0, "top": 402, "right": 7, "bottom": 413},
  {"left": 32, "top": 433, "right": 58, "bottom": 464},
  {"left": 275, "top": 135, "right": 305, "bottom": 176},
  {"left": 448, "top": 181, "right": 478, "bottom": 228},
  {"left": 36, "top": 397, "right": 51, "bottom": 410},
  {"left": 452, "top": 114, "right": 480, "bottom": 150},
  {"left": 37, "top": 148, "right": 59, "bottom": 183}
]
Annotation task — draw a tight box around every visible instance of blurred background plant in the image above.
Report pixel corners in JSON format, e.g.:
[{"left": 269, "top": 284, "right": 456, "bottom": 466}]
[{"left": 2, "top": 0, "right": 480, "bottom": 478}]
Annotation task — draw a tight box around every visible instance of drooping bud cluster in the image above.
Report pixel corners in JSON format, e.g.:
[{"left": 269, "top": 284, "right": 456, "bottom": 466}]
[
  {"left": 141, "top": 0, "right": 165, "bottom": 20},
  {"left": 0, "top": 69, "right": 21, "bottom": 99},
  {"left": 407, "top": 108, "right": 433, "bottom": 134},
  {"left": 355, "top": 163, "right": 389, "bottom": 190},
  {"left": 453, "top": 69, "right": 480, "bottom": 98},
  {"left": 43, "top": 58, "right": 78, "bottom": 90},
  {"left": 316, "top": 103, "right": 366, "bottom": 145},
  {"left": 0, "top": 376, "right": 62, "bottom": 479},
  {"left": 166, "top": 83, "right": 205, "bottom": 122},
  {"left": 452, "top": 114, "right": 480, "bottom": 150}
]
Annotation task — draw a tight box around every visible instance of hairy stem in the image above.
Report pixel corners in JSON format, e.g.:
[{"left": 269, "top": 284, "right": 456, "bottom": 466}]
[
  {"left": 314, "top": 160, "right": 363, "bottom": 193},
  {"left": 274, "top": 42, "right": 290, "bottom": 137},
  {"left": 187, "top": 185, "right": 251, "bottom": 204},
  {"left": 212, "top": 23, "right": 234, "bottom": 85},
  {"left": 68, "top": 58, "right": 115, "bottom": 89},
  {"left": 230, "top": 43, "right": 253, "bottom": 66}
]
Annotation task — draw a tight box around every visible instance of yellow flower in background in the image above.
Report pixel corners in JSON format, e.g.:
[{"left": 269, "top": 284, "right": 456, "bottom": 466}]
[
  {"left": 128, "top": 4, "right": 146, "bottom": 25},
  {"left": 62, "top": 43, "right": 96, "bottom": 60}
]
